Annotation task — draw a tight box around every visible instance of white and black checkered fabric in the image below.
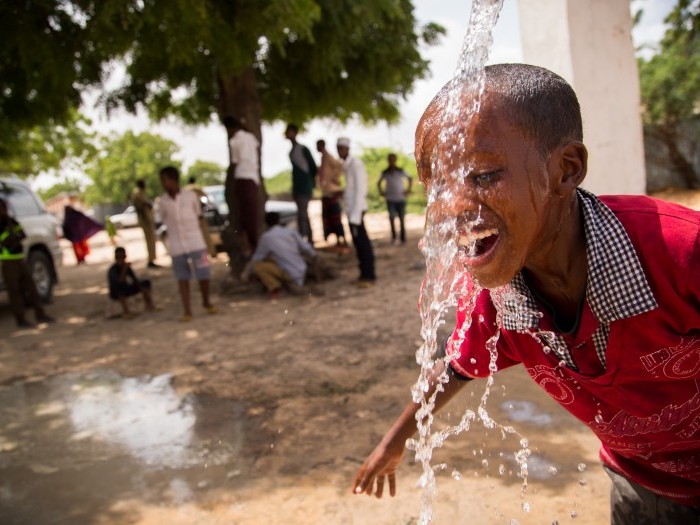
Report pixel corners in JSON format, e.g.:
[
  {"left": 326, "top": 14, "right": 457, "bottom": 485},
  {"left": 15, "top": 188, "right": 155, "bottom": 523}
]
[{"left": 499, "top": 189, "right": 657, "bottom": 371}]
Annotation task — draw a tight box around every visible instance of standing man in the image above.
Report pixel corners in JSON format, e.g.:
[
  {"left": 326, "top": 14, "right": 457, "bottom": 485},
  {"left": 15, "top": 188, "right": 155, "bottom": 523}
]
[
  {"left": 377, "top": 153, "right": 412, "bottom": 245},
  {"left": 224, "top": 116, "right": 262, "bottom": 256},
  {"left": 285, "top": 124, "right": 317, "bottom": 244},
  {"left": 337, "top": 137, "right": 376, "bottom": 287},
  {"left": 157, "top": 166, "right": 217, "bottom": 322},
  {"left": 316, "top": 139, "right": 348, "bottom": 251},
  {"left": 131, "top": 179, "right": 159, "bottom": 268},
  {"left": 0, "top": 198, "right": 54, "bottom": 328}
]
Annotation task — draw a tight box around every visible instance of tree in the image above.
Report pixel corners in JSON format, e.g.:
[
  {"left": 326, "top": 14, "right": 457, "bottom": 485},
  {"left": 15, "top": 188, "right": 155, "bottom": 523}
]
[
  {"left": 83, "top": 131, "right": 180, "bottom": 205},
  {"left": 638, "top": 0, "right": 700, "bottom": 188},
  {"left": 0, "top": 112, "right": 96, "bottom": 177},
  {"left": 186, "top": 160, "right": 226, "bottom": 187},
  {"left": 2, "top": 1, "right": 443, "bottom": 142},
  {"left": 37, "top": 178, "right": 84, "bottom": 202}
]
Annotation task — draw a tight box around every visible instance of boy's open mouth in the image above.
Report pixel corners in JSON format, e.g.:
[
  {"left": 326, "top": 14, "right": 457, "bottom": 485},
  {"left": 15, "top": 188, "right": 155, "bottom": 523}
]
[{"left": 457, "top": 228, "right": 499, "bottom": 258}]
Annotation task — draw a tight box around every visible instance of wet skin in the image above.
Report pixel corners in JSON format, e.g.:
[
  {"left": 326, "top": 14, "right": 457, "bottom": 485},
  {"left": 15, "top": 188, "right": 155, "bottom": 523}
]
[{"left": 416, "top": 93, "right": 589, "bottom": 314}]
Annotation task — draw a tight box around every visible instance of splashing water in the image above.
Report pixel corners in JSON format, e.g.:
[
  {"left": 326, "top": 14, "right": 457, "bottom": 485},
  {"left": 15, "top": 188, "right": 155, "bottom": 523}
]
[{"left": 405, "top": 1, "right": 545, "bottom": 523}]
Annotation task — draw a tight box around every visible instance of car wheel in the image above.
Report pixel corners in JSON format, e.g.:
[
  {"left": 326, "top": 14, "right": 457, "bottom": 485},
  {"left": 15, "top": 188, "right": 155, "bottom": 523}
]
[{"left": 27, "top": 250, "right": 54, "bottom": 303}]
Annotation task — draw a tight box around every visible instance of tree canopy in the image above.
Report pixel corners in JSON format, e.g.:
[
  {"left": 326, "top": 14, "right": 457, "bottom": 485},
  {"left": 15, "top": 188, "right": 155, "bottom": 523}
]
[
  {"left": 185, "top": 160, "right": 226, "bottom": 187},
  {"left": 638, "top": 0, "right": 700, "bottom": 187},
  {"left": 2, "top": 0, "right": 444, "bottom": 150},
  {"left": 83, "top": 131, "right": 180, "bottom": 205}
]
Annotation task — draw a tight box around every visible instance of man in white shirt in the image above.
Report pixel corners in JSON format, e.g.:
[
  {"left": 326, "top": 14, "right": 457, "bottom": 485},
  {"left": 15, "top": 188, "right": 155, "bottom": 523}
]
[
  {"left": 158, "top": 166, "right": 218, "bottom": 322},
  {"left": 224, "top": 116, "right": 262, "bottom": 255},
  {"left": 337, "top": 137, "right": 376, "bottom": 287}
]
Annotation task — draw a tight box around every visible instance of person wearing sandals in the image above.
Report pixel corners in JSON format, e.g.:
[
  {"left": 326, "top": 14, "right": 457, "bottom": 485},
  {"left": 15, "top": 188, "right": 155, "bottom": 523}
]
[{"left": 157, "top": 166, "right": 218, "bottom": 322}]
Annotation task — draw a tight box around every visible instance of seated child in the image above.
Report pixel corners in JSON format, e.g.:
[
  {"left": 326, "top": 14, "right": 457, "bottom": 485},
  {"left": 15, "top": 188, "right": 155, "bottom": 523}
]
[{"left": 107, "top": 247, "right": 155, "bottom": 318}]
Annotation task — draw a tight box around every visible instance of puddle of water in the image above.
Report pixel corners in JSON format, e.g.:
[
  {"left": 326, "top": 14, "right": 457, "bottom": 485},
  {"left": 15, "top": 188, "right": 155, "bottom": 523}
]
[
  {"left": 0, "top": 370, "right": 262, "bottom": 525},
  {"left": 500, "top": 400, "right": 554, "bottom": 426}
]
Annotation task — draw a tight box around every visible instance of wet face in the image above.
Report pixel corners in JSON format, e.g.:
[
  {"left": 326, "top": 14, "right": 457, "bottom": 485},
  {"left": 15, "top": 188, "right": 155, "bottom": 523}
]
[{"left": 418, "top": 96, "right": 560, "bottom": 288}]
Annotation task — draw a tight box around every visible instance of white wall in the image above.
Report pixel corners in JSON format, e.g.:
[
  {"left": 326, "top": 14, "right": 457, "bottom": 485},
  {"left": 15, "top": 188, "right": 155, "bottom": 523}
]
[{"left": 518, "top": 0, "right": 646, "bottom": 195}]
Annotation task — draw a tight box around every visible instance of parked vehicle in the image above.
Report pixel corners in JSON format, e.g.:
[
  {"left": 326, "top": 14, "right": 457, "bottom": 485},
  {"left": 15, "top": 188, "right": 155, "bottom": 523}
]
[
  {"left": 109, "top": 205, "right": 140, "bottom": 229},
  {"left": 0, "top": 177, "right": 63, "bottom": 302},
  {"left": 202, "top": 185, "right": 298, "bottom": 226}
]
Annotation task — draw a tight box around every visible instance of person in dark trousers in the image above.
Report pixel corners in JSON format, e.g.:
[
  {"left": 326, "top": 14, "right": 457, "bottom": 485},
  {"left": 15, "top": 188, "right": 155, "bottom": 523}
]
[
  {"left": 285, "top": 123, "right": 317, "bottom": 244},
  {"left": 337, "top": 137, "right": 375, "bottom": 288},
  {"left": 107, "top": 247, "right": 156, "bottom": 318},
  {"left": 0, "top": 198, "right": 54, "bottom": 328},
  {"left": 377, "top": 153, "right": 412, "bottom": 245}
]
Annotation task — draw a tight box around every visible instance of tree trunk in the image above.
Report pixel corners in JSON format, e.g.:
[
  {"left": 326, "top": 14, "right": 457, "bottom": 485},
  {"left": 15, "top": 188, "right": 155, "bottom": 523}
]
[
  {"left": 217, "top": 66, "right": 268, "bottom": 279},
  {"left": 657, "top": 123, "right": 700, "bottom": 190}
]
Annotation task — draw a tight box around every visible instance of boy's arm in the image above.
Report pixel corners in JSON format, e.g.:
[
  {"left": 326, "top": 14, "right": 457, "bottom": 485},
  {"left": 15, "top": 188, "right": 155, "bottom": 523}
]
[
  {"left": 352, "top": 360, "right": 469, "bottom": 498},
  {"left": 377, "top": 174, "right": 385, "bottom": 197},
  {"left": 405, "top": 172, "right": 413, "bottom": 194}
]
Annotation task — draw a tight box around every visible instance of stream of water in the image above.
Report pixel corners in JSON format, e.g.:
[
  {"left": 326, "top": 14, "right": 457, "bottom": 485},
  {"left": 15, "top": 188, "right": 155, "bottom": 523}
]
[{"left": 407, "top": 1, "right": 531, "bottom": 523}]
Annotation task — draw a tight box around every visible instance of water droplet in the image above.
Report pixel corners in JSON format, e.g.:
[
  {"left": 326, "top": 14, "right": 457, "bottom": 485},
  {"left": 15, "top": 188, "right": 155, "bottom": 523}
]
[
  {"left": 284, "top": 309, "right": 288, "bottom": 314},
  {"left": 522, "top": 502, "right": 531, "bottom": 512},
  {"left": 473, "top": 369, "right": 479, "bottom": 375},
  {"left": 451, "top": 469, "right": 462, "bottom": 480},
  {"left": 577, "top": 463, "right": 587, "bottom": 472},
  {"left": 481, "top": 459, "right": 488, "bottom": 468},
  {"left": 594, "top": 414, "right": 603, "bottom": 423},
  {"left": 498, "top": 464, "right": 506, "bottom": 475},
  {"left": 579, "top": 479, "right": 587, "bottom": 486},
  {"left": 478, "top": 314, "right": 484, "bottom": 323},
  {"left": 509, "top": 520, "right": 521, "bottom": 525},
  {"left": 547, "top": 466, "right": 558, "bottom": 476},
  {"left": 520, "top": 438, "right": 529, "bottom": 448},
  {"left": 570, "top": 510, "right": 578, "bottom": 518},
  {"left": 470, "top": 358, "right": 477, "bottom": 364}
]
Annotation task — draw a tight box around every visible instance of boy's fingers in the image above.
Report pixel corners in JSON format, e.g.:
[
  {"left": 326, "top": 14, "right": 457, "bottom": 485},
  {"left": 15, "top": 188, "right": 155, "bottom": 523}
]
[
  {"left": 388, "top": 473, "right": 396, "bottom": 497},
  {"left": 375, "top": 476, "right": 385, "bottom": 498}
]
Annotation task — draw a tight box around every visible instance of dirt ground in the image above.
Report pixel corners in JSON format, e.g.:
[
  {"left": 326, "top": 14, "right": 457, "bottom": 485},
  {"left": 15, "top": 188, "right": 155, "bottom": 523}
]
[{"left": 1, "top": 193, "right": 698, "bottom": 525}]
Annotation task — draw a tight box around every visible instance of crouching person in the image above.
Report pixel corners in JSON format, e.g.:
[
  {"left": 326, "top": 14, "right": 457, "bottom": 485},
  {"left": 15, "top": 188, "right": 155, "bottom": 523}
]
[
  {"left": 108, "top": 247, "right": 155, "bottom": 318},
  {"left": 241, "top": 212, "right": 316, "bottom": 299}
]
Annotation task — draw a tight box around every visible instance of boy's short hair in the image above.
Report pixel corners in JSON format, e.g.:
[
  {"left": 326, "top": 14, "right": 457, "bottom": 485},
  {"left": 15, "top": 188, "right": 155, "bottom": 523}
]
[
  {"left": 114, "top": 247, "right": 126, "bottom": 257},
  {"left": 484, "top": 63, "right": 583, "bottom": 156},
  {"left": 159, "top": 166, "right": 180, "bottom": 182},
  {"left": 416, "top": 63, "right": 583, "bottom": 181}
]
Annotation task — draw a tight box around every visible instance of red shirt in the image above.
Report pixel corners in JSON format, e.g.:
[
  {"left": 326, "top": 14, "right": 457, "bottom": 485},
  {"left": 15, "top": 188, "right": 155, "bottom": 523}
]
[{"left": 448, "top": 193, "right": 700, "bottom": 505}]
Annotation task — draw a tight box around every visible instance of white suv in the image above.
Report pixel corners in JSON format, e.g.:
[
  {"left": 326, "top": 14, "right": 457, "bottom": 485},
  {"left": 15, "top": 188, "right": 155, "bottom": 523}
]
[{"left": 0, "top": 177, "right": 63, "bottom": 302}]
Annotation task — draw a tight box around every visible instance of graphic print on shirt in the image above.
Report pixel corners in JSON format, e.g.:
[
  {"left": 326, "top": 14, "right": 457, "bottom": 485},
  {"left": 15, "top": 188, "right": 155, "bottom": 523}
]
[
  {"left": 640, "top": 336, "right": 700, "bottom": 379},
  {"left": 526, "top": 364, "right": 576, "bottom": 405}
]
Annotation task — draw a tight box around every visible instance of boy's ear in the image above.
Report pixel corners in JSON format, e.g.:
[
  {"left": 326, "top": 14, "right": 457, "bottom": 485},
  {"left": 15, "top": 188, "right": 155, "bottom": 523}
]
[{"left": 549, "top": 141, "right": 587, "bottom": 194}]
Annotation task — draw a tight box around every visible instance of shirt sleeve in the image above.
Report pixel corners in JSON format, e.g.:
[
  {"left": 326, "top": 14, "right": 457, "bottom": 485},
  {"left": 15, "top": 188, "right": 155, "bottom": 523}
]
[{"left": 446, "top": 287, "right": 520, "bottom": 379}]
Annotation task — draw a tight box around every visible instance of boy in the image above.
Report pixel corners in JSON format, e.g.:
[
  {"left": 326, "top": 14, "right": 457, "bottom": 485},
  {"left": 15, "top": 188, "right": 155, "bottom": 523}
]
[
  {"left": 107, "top": 247, "right": 155, "bottom": 318},
  {"left": 0, "top": 198, "right": 55, "bottom": 328},
  {"left": 352, "top": 64, "right": 700, "bottom": 524},
  {"left": 377, "top": 153, "right": 412, "bottom": 244},
  {"left": 157, "top": 166, "right": 218, "bottom": 322}
]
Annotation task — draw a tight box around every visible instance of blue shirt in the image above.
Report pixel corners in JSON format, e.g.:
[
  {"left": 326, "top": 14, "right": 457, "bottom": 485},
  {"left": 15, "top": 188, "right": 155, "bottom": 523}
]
[{"left": 251, "top": 225, "right": 316, "bottom": 285}]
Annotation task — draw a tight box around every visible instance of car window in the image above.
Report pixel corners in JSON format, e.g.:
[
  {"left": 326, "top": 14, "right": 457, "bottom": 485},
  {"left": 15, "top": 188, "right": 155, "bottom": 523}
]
[{"left": 1, "top": 183, "right": 42, "bottom": 218}]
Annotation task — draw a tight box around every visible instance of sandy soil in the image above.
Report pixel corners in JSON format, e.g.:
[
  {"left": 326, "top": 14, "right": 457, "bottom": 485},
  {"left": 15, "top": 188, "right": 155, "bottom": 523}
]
[{"left": 0, "top": 193, "right": 698, "bottom": 525}]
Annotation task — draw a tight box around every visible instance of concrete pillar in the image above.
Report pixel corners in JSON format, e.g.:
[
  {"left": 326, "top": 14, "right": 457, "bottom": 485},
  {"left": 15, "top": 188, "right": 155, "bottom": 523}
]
[{"left": 518, "top": 0, "right": 646, "bottom": 195}]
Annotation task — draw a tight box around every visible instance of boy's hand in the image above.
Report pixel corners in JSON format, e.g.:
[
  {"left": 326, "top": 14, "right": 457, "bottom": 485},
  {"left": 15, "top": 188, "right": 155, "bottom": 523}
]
[{"left": 352, "top": 440, "right": 405, "bottom": 498}]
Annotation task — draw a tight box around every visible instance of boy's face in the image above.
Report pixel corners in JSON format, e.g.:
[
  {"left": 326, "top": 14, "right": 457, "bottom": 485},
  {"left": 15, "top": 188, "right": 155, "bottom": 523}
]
[
  {"left": 418, "top": 96, "right": 560, "bottom": 288},
  {"left": 115, "top": 251, "right": 127, "bottom": 265},
  {"left": 160, "top": 174, "right": 178, "bottom": 193}
]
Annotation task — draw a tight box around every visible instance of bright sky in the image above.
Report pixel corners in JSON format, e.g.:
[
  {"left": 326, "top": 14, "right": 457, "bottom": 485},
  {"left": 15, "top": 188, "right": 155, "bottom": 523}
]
[{"left": 35, "top": 0, "right": 675, "bottom": 189}]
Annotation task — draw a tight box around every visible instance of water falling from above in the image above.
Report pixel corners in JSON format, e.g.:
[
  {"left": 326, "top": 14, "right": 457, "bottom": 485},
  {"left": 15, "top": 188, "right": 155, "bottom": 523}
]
[{"left": 410, "top": 1, "right": 506, "bottom": 523}]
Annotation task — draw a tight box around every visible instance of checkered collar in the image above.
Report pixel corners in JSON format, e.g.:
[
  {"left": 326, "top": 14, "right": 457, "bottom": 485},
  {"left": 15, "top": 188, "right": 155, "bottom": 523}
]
[{"left": 500, "top": 189, "right": 657, "bottom": 331}]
